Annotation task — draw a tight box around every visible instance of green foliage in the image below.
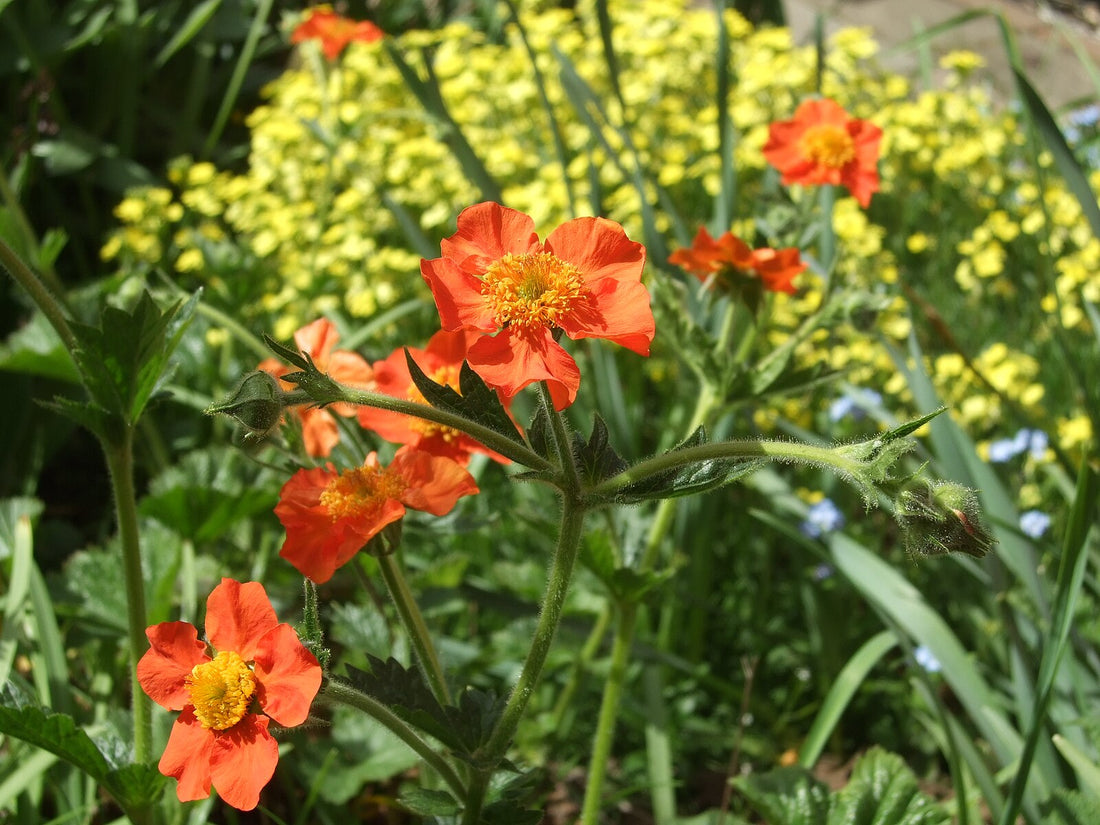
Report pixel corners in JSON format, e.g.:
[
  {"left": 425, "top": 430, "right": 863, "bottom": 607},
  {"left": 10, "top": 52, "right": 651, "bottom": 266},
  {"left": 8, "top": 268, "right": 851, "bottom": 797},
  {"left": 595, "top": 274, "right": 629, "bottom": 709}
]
[
  {"left": 734, "top": 748, "right": 950, "bottom": 825},
  {"left": 0, "top": 682, "right": 166, "bottom": 814}
]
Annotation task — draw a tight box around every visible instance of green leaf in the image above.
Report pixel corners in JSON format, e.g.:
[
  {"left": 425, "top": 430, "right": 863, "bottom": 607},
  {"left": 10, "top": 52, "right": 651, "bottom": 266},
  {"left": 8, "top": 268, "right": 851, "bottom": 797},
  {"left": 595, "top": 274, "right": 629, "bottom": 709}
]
[
  {"left": 0, "top": 682, "right": 165, "bottom": 811},
  {"left": 572, "top": 414, "right": 627, "bottom": 485},
  {"left": 615, "top": 427, "right": 766, "bottom": 503},
  {"left": 405, "top": 350, "right": 525, "bottom": 448},
  {"left": 581, "top": 529, "right": 676, "bottom": 602},
  {"left": 398, "top": 787, "right": 461, "bottom": 816},
  {"left": 153, "top": 0, "right": 222, "bottom": 67},
  {"left": 733, "top": 765, "right": 831, "bottom": 825},
  {"left": 262, "top": 332, "right": 311, "bottom": 371},
  {"left": 1041, "top": 789, "right": 1100, "bottom": 825},
  {"left": 0, "top": 311, "right": 79, "bottom": 383},
  {"left": 344, "top": 656, "right": 503, "bottom": 760},
  {"left": 67, "top": 290, "right": 196, "bottom": 428},
  {"left": 40, "top": 395, "right": 117, "bottom": 443},
  {"left": 827, "top": 748, "right": 949, "bottom": 825}
]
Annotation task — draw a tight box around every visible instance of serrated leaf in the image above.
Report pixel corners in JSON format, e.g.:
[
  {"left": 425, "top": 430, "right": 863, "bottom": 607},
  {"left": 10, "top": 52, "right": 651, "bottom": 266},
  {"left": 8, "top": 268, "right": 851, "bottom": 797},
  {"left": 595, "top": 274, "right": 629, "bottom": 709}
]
[
  {"left": 406, "top": 351, "right": 524, "bottom": 447},
  {"left": 572, "top": 414, "right": 628, "bottom": 485},
  {"left": 0, "top": 681, "right": 162, "bottom": 808},
  {"left": 66, "top": 291, "right": 194, "bottom": 427},
  {"left": 398, "top": 787, "right": 461, "bottom": 816},
  {"left": 527, "top": 404, "right": 552, "bottom": 460},
  {"left": 615, "top": 427, "right": 766, "bottom": 503},
  {"left": 733, "top": 765, "right": 831, "bottom": 825},
  {"left": 344, "top": 656, "right": 502, "bottom": 759},
  {"left": 41, "top": 395, "right": 118, "bottom": 443},
  {"left": 879, "top": 408, "right": 946, "bottom": 444}
]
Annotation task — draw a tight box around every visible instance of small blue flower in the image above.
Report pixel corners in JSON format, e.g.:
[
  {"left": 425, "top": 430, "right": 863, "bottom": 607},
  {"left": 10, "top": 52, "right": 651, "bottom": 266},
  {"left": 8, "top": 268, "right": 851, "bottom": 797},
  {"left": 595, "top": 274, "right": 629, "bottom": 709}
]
[
  {"left": 988, "top": 428, "right": 1048, "bottom": 463},
  {"left": 1067, "top": 103, "right": 1100, "bottom": 128},
  {"left": 813, "top": 562, "right": 834, "bottom": 581},
  {"left": 1019, "top": 509, "right": 1051, "bottom": 539},
  {"left": 828, "top": 388, "right": 883, "bottom": 422},
  {"left": 801, "top": 498, "right": 845, "bottom": 538},
  {"left": 914, "top": 645, "right": 942, "bottom": 674},
  {"left": 1025, "top": 429, "right": 1048, "bottom": 460},
  {"left": 988, "top": 437, "right": 1019, "bottom": 463}
]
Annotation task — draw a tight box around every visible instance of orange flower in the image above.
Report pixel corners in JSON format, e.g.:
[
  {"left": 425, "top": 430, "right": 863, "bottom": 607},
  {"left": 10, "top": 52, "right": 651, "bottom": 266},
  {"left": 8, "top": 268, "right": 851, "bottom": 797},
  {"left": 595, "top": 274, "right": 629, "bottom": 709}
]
[
  {"left": 669, "top": 228, "right": 806, "bottom": 295},
  {"left": 357, "top": 329, "right": 512, "bottom": 466},
  {"left": 421, "top": 202, "right": 653, "bottom": 410},
  {"left": 275, "top": 447, "right": 479, "bottom": 582},
  {"left": 290, "top": 5, "right": 383, "bottom": 60},
  {"left": 137, "top": 579, "right": 322, "bottom": 811},
  {"left": 762, "top": 98, "right": 882, "bottom": 208},
  {"left": 259, "top": 318, "right": 374, "bottom": 457}
]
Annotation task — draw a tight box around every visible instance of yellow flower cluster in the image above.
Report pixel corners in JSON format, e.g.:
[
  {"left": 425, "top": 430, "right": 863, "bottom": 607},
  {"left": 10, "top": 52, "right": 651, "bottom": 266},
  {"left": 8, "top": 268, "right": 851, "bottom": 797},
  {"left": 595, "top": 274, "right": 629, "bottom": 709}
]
[{"left": 99, "top": 1, "right": 1094, "bottom": 457}]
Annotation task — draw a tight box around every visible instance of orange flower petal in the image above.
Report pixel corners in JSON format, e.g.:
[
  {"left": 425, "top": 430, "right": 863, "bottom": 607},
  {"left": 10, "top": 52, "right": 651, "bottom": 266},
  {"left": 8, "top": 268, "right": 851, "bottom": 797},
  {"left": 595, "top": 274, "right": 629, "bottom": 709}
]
[
  {"left": 422, "top": 256, "right": 499, "bottom": 332},
  {"left": 543, "top": 216, "right": 646, "bottom": 283},
  {"left": 294, "top": 318, "right": 339, "bottom": 370},
  {"left": 208, "top": 714, "right": 279, "bottom": 811},
  {"left": 467, "top": 327, "right": 580, "bottom": 410},
  {"left": 253, "top": 624, "right": 322, "bottom": 727},
  {"left": 390, "top": 447, "right": 479, "bottom": 515},
  {"left": 439, "top": 202, "right": 540, "bottom": 275},
  {"left": 138, "top": 622, "right": 209, "bottom": 711},
  {"left": 204, "top": 579, "right": 279, "bottom": 662},
  {"left": 159, "top": 708, "right": 216, "bottom": 803},
  {"left": 559, "top": 277, "right": 654, "bottom": 356}
]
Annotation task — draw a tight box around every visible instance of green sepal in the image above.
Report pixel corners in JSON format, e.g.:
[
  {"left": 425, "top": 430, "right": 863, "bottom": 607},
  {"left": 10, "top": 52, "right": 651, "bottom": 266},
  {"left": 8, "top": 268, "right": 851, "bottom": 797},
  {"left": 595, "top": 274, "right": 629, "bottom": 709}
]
[
  {"left": 0, "top": 682, "right": 166, "bottom": 812},
  {"left": 343, "top": 656, "right": 503, "bottom": 764},
  {"left": 204, "top": 370, "right": 285, "bottom": 436},
  {"left": 405, "top": 350, "right": 525, "bottom": 447},
  {"left": 614, "top": 426, "right": 765, "bottom": 504},
  {"left": 299, "top": 579, "right": 331, "bottom": 672},
  {"left": 262, "top": 332, "right": 311, "bottom": 371}
]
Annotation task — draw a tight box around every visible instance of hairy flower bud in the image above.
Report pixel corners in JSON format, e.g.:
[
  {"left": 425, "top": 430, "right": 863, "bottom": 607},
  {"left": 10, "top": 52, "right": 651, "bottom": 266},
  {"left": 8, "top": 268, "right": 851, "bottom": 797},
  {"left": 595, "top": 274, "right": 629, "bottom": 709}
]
[
  {"left": 895, "top": 480, "right": 995, "bottom": 559},
  {"left": 206, "top": 370, "right": 286, "bottom": 436}
]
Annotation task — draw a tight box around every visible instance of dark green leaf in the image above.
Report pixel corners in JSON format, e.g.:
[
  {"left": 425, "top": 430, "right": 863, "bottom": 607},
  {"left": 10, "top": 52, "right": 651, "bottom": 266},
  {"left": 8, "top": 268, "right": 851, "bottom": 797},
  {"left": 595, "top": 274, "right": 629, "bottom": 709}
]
[
  {"left": 879, "top": 408, "right": 945, "bottom": 444},
  {"left": 41, "top": 396, "right": 118, "bottom": 443},
  {"left": 733, "top": 765, "right": 831, "bottom": 825},
  {"left": 527, "top": 403, "right": 552, "bottom": 461},
  {"left": 481, "top": 801, "right": 544, "bottom": 825},
  {"left": 262, "top": 332, "right": 311, "bottom": 370},
  {"left": 827, "top": 748, "right": 949, "bottom": 825},
  {"left": 398, "top": 787, "right": 461, "bottom": 816},
  {"left": 405, "top": 351, "right": 525, "bottom": 448},
  {"left": 616, "top": 427, "right": 765, "bottom": 503},
  {"left": 571, "top": 414, "right": 627, "bottom": 485},
  {"left": 344, "top": 656, "right": 503, "bottom": 760}
]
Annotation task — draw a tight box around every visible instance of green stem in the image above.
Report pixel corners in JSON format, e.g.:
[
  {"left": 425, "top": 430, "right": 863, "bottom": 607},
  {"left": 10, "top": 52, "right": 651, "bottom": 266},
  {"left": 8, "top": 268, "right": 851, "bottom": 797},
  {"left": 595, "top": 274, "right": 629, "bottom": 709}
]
[
  {"left": 590, "top": 437, "right": 865, "bottom": 498},
  {"left": 0, "top": 238, "right": 75, "bottom": 351},
  {"left": 321, "top": 678, "right": 467, "bottom": 800},
  {"left": 538, "top": 380, "right": 579, "bottom": 488},
  {"left": 470, "top": 494, "right": 587, "bottom": 805},
  {"left": 103, "top": 432, "right": 152, "bottom": 765},
  {"left": 374, "top": 553, "right": 452, "bottom": 706},
  {"left": 582, "top": 382, "right": 720, "bottom": 819},
  {"left": 329, "top": 385, "right": 553, "bottom": 471},
  {"left": 579, "top": 600, "right": 636, "bottom": 825}
]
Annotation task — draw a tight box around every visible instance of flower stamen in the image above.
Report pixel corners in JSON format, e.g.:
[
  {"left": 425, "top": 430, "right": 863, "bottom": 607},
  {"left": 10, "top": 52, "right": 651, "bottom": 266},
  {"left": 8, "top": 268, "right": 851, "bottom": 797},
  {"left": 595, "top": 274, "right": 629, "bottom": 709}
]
[
  {"left": 481, "top": 252, "right": 586, "bottom": 330},
  {"left": 799, "top": 124, "right": 856, "bottom": 168},
  {"left": 186, "top": 651, "right": 257, "bottom": 730},
  {"left": 319, "top": 465, "right": 408, "bottom": 520}
]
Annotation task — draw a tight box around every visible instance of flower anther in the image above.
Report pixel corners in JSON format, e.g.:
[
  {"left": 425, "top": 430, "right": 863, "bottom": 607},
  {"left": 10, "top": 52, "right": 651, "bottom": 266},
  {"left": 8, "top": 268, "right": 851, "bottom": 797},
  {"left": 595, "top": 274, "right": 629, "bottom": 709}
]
[
  {"left": 186, "top": 651, "right": 257, "bottom": 730},
  {"left": 319, "top": 465, "right": 408, "bottom": 521},
  {"left": 799, "top": 124, "right": 856, "bottom": 169},
  {"left": 482, "top": 252, "right": 587, "bottom": 331}
]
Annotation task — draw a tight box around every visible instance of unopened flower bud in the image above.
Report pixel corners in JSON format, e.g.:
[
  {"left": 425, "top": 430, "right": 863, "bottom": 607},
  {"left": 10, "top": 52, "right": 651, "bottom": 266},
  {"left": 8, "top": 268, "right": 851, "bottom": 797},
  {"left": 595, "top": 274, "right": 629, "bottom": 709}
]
[
  {"left": 206, "top": 370, "right": 285, "bottom": 436},
  {"left": 895, "top": 480, "right": 995, "bottom": 559}
]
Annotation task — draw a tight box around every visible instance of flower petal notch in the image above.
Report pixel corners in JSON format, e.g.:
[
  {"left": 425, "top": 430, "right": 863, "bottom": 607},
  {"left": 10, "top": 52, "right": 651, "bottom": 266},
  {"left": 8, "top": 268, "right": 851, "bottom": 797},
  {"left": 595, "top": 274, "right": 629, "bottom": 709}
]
[
  {"left": 137, "top": 579, "right": 322, "bottom": 811},
  {"left": 763, "top": 98, "right": 882, "bottom": 208},
  {"left": 421, "top": 202, "right": 654, "bottom": 410}
]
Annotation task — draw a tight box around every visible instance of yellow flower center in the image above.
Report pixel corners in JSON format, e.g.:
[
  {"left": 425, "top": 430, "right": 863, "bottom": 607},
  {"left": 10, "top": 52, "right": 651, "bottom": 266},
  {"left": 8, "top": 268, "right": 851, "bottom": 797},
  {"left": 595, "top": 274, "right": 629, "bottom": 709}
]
[
  {"left": 319, "top": 464, "right": 407, "bottom": 520},
  {"left": 407, "top": 367, "right": 463, "bottom": 442},
  {"left": 481, "top": 252, "right": 586, "bottom": 330},
  {"left": 800, "top": 124, "right": 855, "bottom": 168},
  {"left": 186, "top": 651, "right": 257, "bottom": 730}
]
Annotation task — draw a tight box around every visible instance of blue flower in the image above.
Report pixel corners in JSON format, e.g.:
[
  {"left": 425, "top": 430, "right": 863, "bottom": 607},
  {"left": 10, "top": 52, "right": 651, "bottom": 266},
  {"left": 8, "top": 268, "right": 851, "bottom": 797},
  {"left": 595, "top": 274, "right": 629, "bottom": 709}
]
[
  {"left": 828, "top": 388, "right": 883, "bottom": 422},
  {"left": 813, "top": 562, "right": 834, "bottom": 581},
  {"left": 801, "top": 498, "right": 845, "bottom": 538},
  {"left": 988, "top": 428, "right": 1048, "bottom": 463},
  {"left": 1019, "top": 509, "right": 1051, "bottom": 539},
  {"left": 914, "top": 645, "right": 942, "bottom": 674}
]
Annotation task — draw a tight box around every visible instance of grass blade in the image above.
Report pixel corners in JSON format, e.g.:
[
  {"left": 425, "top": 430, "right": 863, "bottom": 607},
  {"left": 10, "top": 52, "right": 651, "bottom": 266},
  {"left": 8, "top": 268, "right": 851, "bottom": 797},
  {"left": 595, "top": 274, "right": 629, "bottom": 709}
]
[{"left": 798, "top": 630, "right": 897, "bottom": 768}]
